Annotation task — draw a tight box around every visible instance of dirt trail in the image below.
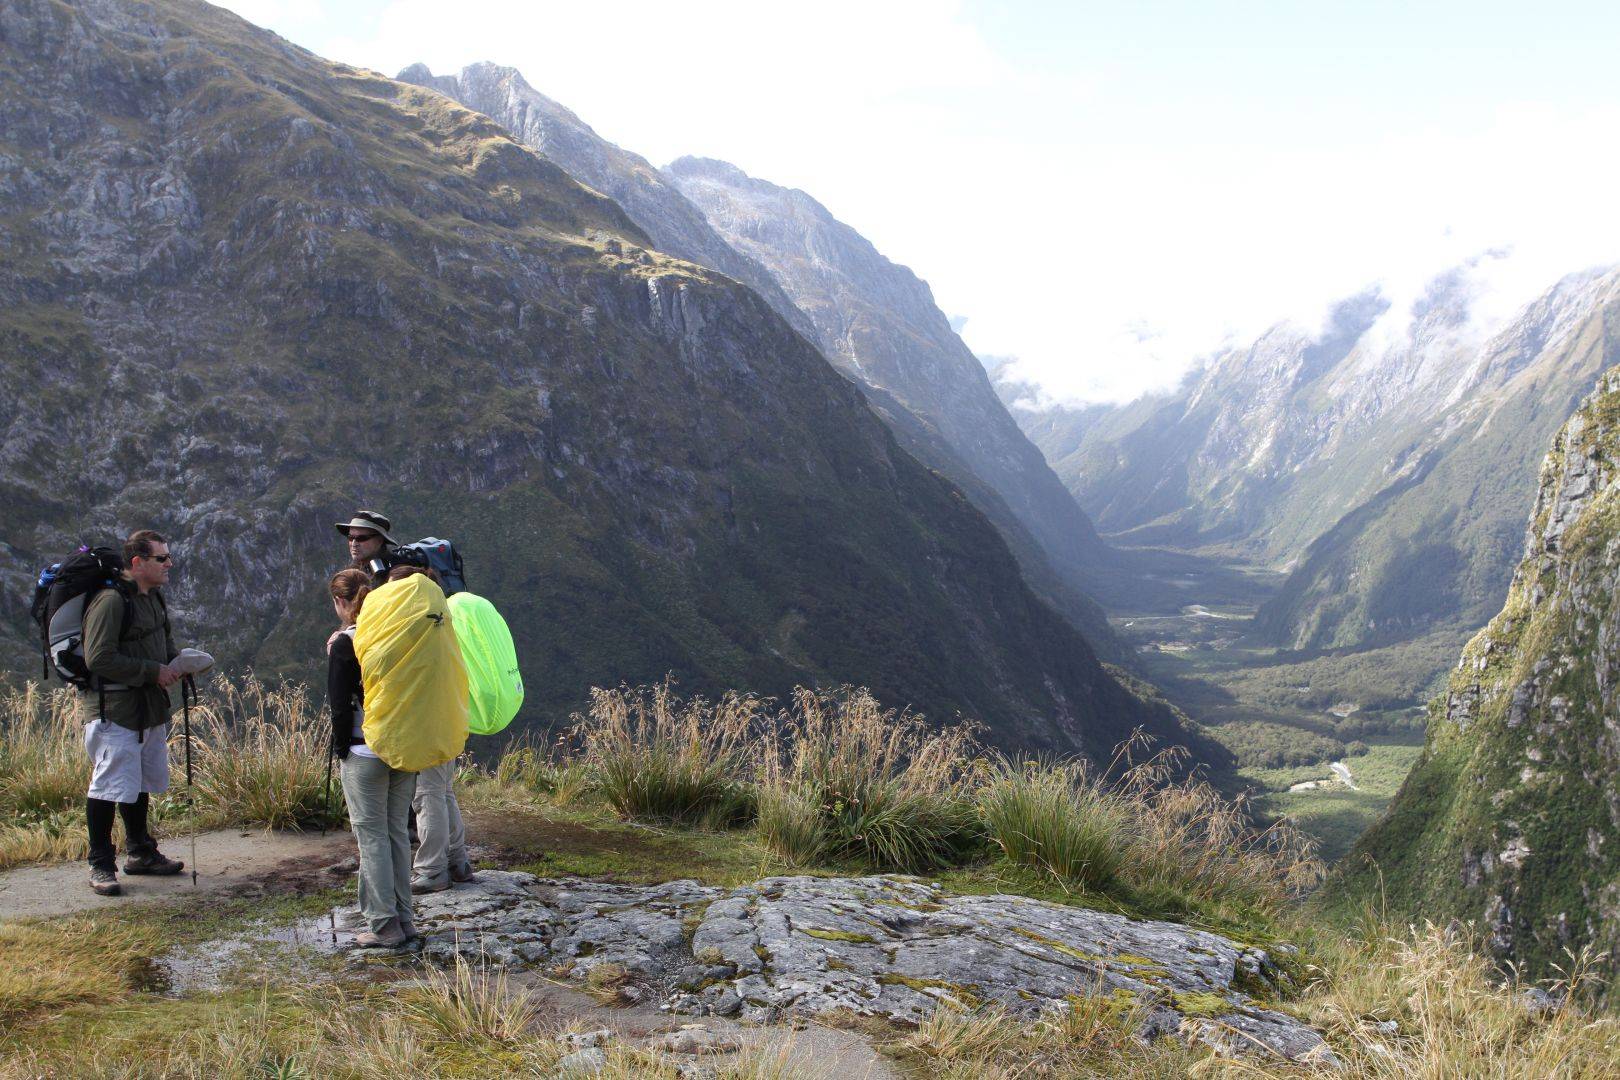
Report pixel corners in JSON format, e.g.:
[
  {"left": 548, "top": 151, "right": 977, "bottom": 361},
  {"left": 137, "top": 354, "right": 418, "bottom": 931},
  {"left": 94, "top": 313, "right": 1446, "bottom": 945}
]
[{"left": 0, "top": 828, "right": 353, "bottom": 922}]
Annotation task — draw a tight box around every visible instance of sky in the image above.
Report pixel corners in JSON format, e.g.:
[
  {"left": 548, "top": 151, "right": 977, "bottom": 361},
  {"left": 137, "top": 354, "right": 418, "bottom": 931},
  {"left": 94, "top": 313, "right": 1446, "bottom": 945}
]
[{"left": 220, "top": 0, "right": 1620, "bottom": 405}]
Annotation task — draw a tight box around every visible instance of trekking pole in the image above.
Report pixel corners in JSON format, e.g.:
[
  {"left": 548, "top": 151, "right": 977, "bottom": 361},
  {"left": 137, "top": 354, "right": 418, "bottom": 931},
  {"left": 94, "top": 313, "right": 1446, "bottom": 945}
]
[
  {"left": 183, "top": 675, "right": 198, "bottom": 887},
  {"left": 321, "top": 745, "right": 334, "bottom": 837}
]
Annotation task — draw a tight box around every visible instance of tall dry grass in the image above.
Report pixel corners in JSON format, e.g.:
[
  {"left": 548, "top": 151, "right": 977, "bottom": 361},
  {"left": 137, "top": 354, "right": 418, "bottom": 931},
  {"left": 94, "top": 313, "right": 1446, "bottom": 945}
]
[
  {"left": 0, "top": 676, "right": 343, "bottom": 869},
  {"left": 186, "top": 675, "right": 340, "bottom": 831},
  {"left": 1107, "top": 741, "right": 1323, "bottom": 917},
  {"left": 0, "top": 684, "right": 95, "bottom": 868},
  {"left": 572, "top": 682, "right": 757, "bottom": 827},
  {"left": 756, "top": 687, "right": 981, "bottom": 871}
]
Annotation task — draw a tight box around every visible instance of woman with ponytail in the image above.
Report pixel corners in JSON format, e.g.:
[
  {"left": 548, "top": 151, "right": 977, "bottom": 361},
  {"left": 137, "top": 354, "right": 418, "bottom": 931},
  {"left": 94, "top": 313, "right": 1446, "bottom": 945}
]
[{"left": 328, "top": 568, "right": 416, "bottom": 948}]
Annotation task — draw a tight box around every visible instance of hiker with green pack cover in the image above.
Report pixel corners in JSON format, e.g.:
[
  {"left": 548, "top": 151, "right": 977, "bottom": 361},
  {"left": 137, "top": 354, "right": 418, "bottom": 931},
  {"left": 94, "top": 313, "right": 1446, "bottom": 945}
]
[{"left": 447, "top": 590, "right": 523, "bottom": 736}]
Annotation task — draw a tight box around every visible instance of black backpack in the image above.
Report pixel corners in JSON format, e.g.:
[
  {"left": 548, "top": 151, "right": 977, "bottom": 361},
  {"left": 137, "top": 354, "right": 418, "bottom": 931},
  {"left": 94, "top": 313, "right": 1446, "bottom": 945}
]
[
  {"left": 29, "top": 546, "right": 143, "bottom": 689},
  {"left": 391, "top": 537, "right": 467, "bottom": 595}
]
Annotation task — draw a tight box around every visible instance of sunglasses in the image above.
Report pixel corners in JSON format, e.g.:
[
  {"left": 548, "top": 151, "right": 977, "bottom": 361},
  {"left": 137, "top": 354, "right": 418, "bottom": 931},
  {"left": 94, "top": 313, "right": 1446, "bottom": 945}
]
[
  {"left": 347, "top": 533, "right": 381, "bottom": 543},
  {"left": 140, "top": 554, "right": 173, "bottom": 565}
]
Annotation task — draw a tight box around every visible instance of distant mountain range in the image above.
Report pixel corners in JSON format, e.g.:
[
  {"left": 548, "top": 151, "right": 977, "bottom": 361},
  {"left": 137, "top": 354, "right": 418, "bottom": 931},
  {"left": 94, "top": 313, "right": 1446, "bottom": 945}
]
[
  {"left": 1000, "top": 264, "right": 1620, "bottom": 654},
  {"left": 0, "top": 0, "right": 1217, "bottom": 763}
]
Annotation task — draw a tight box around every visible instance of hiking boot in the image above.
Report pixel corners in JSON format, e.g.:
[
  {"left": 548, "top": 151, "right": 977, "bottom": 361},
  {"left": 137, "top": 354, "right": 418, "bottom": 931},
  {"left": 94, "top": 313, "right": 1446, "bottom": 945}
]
[
  {"left": 399, "top": 919, "right": 418, "bottom": 941},
  {"left": 89, "top": 866, "right": 121, "bottom": 896},
  {"left": 123, "top": 849, "right": 184, "bottom": 876},
  {"left": 450, "top": 861, "right": 477, "bottom": 884},
  {"left": 353, "top": 918, "right": 407, "bottom": 949},
  {"left": 410, "top": 875, "right": 450, "bottom": 895}
]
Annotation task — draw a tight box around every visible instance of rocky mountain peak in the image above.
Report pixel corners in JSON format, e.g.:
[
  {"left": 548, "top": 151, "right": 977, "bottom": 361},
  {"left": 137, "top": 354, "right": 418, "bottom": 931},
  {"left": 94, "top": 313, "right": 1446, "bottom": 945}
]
[
  {"left": 663, "top": 153, "right": 1151, "bottom": 638},
  {"left": 394, "top": 62, "right": 819, "bottom": 346}
]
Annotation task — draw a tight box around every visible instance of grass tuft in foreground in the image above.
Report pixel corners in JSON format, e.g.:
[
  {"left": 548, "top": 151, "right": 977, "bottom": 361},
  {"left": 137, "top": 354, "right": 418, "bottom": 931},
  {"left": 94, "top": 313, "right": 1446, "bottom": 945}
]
[
  {"left": 572, "top": 681, "right": 757, "bottom": 828},
  {"left": 978, "top": 758, "right": 1127, "bottom": 890},
  {"left": 755, "top": 688, "right": 981, "bottom": 872}
]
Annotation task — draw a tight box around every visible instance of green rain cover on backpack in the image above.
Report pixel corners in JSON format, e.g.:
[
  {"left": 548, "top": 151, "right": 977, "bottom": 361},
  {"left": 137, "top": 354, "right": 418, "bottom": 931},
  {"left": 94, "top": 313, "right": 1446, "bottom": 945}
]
[{"left": 446, "top": 591, "right": 523, "bottom": 735}]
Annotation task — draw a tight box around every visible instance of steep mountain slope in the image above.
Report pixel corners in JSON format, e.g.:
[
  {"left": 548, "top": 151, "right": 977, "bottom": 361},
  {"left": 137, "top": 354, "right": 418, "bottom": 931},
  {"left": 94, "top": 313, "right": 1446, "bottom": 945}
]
[
  {"left": 0, "top": 0, "right": 1212, "bottom": 761},
  {"left": 1343, "top": 370, "right": 1620, "bottom": 985},
  {"left": 661, "top": 157, "right": 1135, "bottom": 641},
  {"left": 394, "top": 62, "right": 820, "bottom": 349},
  {"left": 392, "top": 68, "right": 1130, "bottom": 657},
  {"left": 1255, "top": 272, "right": 1620, "bottom": 650},
  {"left": 1005, "top": 267, "right": 1620, "bottom": 651}
]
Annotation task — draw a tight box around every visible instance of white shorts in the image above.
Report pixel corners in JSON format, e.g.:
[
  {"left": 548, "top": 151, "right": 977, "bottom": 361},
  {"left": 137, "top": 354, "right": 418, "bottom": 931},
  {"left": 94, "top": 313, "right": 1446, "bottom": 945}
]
[{"left": 84, "top": 719, "right": 170, "bottom": 804}]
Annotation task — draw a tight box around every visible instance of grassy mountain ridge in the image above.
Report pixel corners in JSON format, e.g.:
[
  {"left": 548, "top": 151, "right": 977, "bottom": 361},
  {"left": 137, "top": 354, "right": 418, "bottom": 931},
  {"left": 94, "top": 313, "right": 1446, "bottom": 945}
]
[
  {"left": 1342, "top": 368, "right": 1620, "bottom": 985},
  {"left": 0, "top": 0, "right": 1215, "bottom": 762}
]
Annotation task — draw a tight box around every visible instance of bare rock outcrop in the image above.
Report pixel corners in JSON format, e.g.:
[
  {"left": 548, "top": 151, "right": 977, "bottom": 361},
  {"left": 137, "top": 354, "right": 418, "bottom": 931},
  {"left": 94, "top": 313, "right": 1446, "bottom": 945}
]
[{"left": 402, "top": 872, "right": 1336, "bottom": 1066}]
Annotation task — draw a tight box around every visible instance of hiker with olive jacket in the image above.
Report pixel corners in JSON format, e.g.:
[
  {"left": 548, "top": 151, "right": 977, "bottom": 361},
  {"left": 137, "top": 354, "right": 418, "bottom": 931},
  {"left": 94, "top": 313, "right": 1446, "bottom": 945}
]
[{"left": 82, "top": 530, "right": 185, "bottom": 896}]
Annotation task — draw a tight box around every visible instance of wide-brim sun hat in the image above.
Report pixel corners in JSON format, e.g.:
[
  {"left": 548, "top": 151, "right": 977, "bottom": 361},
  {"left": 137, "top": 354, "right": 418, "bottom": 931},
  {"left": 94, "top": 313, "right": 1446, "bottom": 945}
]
[{"left": 334, "top": 510, "right": 396, "bottom": 545}]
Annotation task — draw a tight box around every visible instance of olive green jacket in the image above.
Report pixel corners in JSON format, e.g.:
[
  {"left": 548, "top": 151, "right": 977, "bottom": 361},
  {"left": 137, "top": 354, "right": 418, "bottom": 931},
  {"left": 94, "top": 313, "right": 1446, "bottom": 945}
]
[{"left": 79, "top": 586, "right": 176, "bottom": 730}]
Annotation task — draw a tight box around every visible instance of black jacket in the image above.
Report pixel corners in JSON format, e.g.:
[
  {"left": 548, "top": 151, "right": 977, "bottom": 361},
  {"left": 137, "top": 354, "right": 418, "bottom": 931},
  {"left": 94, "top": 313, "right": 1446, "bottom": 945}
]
[{"left": 327, "top": 630, "right": 366, "bottom": 759}]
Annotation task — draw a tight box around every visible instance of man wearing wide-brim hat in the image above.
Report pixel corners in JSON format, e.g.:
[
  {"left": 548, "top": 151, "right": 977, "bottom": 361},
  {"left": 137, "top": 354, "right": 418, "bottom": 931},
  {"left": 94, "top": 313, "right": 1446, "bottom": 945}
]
[{"left": 335, "top": 510, "right": 397, "bottom": 584}]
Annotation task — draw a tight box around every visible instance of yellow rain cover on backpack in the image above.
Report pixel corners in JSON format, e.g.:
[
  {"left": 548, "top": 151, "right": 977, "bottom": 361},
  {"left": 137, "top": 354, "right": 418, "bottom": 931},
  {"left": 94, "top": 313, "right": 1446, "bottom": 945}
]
[
  {"left": 446, "top": 591, "right": 523, "bottom": 736},
  {"left": 353, "top": 574, "right": 469, "bottom": 772}
]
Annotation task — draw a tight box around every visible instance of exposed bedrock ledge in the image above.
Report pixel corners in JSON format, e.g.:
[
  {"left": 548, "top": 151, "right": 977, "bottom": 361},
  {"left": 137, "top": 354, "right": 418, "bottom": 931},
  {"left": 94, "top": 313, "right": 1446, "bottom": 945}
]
[{"left": 400, "top": 871, "right": 1337, "bottom": 1066}]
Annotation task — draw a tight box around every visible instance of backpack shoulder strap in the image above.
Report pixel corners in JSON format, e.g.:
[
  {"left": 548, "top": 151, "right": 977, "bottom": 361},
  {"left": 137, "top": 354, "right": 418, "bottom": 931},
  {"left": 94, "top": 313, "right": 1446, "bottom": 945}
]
[{"left": 116, "top": 582, "right": 138, "bottom": 642}]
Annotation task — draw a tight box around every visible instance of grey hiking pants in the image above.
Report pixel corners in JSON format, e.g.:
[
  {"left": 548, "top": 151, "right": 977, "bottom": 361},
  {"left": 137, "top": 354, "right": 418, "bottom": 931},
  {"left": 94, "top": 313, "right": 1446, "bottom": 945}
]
[
  {"left": 411, "top": 757, "right": 468, "bottom": 885},
  {"left": 340, "top": 753, "right": 416, "bottom": 934}
]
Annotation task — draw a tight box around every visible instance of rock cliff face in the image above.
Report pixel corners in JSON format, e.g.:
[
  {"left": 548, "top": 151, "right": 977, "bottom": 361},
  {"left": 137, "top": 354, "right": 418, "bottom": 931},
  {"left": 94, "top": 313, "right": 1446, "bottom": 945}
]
[
  {"left": 1006, "top": 267, "right": 1620, "bottom": 651},
  {"left": 1344, "top": 370, "right": 1620, "bottom": 985},
  {"left": 0, "top": 0, "right": 1207, "bottom": 759},
  {"left": 395, "top": 65, "right": 1127, "bottom": 658},
  {"left": 662, "top": 156, "right": 1129, "bottom": 648}
]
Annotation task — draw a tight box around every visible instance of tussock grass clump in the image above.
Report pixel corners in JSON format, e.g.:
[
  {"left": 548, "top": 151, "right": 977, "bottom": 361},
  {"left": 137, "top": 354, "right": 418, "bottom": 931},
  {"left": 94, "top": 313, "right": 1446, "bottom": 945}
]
[
  {"left": 1109, "top": 742, "right": 1322, "bottom": 918},
  {"left": 0, "top": 914, "right": 165, "bottom": 1027},
  {"left": 892, "top": 997, "right": 1192, "bottom": 1078},
  {"left": 903, "top": 1002, "right": 1023, "bottom": 1062},
  {"left": 978, "top": 758, "right": 1127, "bottom": 890},
  {"left": 402, "top": 954, "right": 546, "bottom": 1043},
  {"left": 757, "top": 688, "right": 981, "bottom": 872},
  {"left": 490, "top": 734, "right": 594, "bottom": 806},
  {"left": 574, "top": 683, "right": 757, "bottom": 828},
  {"left": 188, "top": 676, "right": 342, "bottom": 832}
]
